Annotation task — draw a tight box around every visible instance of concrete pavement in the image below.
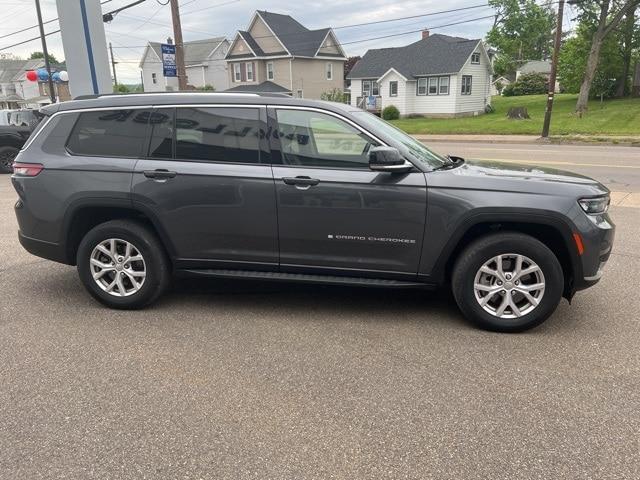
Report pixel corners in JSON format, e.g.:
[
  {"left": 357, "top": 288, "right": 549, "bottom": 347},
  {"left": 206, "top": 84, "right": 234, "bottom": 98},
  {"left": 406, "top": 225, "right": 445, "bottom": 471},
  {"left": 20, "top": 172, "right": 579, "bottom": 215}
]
[{"left": 1, "top": 162, "right": 640, "bottom": 478}]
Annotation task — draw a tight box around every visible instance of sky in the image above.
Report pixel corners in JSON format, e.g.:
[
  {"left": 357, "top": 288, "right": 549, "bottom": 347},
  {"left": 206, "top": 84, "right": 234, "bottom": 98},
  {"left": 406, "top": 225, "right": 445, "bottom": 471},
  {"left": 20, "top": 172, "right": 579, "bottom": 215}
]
[{"left": 0, "top": 0, "right": 570, "bottom": 84}]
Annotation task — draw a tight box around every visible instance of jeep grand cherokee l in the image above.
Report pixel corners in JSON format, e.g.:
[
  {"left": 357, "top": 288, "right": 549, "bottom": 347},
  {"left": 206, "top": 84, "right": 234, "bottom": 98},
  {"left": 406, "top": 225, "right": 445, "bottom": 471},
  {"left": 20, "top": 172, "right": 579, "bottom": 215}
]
[{"left": 11, "top": 93, "right": 615, "bottom": 332}]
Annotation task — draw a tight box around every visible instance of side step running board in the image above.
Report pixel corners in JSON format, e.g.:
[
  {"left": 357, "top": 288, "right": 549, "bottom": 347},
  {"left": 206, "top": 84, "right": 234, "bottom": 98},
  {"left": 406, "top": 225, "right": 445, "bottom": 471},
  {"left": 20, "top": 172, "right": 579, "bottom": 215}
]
[{"left": 178, "top": 269, "right": 432, "bottom": 289}]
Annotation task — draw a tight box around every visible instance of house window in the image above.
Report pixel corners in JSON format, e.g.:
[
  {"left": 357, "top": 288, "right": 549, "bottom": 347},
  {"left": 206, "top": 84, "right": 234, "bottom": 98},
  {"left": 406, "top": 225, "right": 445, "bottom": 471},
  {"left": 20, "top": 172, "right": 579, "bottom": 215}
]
[
  {"left": 326, "top": 62, "right": 333, "bottom": 80},
  {"left": 233, "top": 63, "right": 241, "bottom": 82},
  {"left": 296, "top": 89, "right": 303, "bottom": 98},
  {"left": 428, "top": 77, "right": 438, "bottom": 95},
  {"left": 389, "top": 81, "right": 398, "bottom": 97},
  {"left": 471, "top": 52, "right": 480, "bottom": 64},
  {"left": 439, "top": 76, "right": 449, "bottom": 95},
  {"left": 417, "top": 78, "right": 427, "bottom": 95},
  {"left": 461, "top": 75, "right": 472, "bottom": 95},
  {"left": 246, "top": 62, "right": 254, "bottom": 81},
  {"left": 266, "top": 62, "right": 274, "bottom": 80},
  {"left": 363, "top": 80, "right": 379, "bottom": 96},
  {"left": 151, "top": 73, "right": 157, "bottom": 85}
]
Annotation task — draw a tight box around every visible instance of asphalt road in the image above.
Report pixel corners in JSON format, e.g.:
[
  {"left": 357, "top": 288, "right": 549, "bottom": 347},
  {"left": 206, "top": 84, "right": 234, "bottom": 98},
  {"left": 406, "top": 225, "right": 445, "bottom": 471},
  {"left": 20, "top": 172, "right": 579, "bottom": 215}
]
[
  {"left": 1, "top": 166, "right": 640, "bottom": 479},
  {"left": 427, "top": 141, "right": 640, "bottom": 193}
]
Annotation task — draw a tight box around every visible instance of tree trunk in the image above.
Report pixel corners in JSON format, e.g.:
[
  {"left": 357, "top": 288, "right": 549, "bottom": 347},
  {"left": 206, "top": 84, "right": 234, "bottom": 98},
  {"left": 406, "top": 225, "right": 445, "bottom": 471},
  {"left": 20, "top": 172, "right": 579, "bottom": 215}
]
[
  {"left": 576, "top": 1, "right": 610, "bottom": 116},
  {"left": 615, "top": 8, "right": 636, "bottom": 97},
  {"left": 576, "top": 36, "right": 604, "bottom": 116}
]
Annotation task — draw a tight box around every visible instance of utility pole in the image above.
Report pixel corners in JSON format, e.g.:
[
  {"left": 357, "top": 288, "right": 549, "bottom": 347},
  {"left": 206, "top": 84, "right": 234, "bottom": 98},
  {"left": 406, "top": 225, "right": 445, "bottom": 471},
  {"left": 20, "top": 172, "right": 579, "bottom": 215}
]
[
  {"left": 169, "top": 0, "right": 187, "bottom": 90},
  {"left": 35, "top": 0, "right": 56, "bottom": 103},
  {"left": 541, "top": 0, "right": 565, "bottom": 138},
  {"left": 109, "top": 42, "right": 118, "bottom": 88}
]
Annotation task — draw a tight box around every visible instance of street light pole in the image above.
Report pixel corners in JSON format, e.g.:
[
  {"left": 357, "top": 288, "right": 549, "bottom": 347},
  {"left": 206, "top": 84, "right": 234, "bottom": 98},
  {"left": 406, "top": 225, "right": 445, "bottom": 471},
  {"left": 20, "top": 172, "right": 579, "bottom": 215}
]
[
  {"left": 35, "top": 0, "right": 56, "bottom": 103},
  {"left": 169, "top": 0, "right": 187, "bottom": 90},
  {"left": 541, "top": 0, "right": 565, "bottom": 138}
]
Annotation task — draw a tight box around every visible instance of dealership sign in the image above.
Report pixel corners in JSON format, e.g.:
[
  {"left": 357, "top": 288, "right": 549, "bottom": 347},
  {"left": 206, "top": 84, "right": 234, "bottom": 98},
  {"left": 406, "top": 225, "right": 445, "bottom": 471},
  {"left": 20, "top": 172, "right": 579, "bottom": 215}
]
[{"left": 161, "top": 44, "right": 177, "bottom": 77}]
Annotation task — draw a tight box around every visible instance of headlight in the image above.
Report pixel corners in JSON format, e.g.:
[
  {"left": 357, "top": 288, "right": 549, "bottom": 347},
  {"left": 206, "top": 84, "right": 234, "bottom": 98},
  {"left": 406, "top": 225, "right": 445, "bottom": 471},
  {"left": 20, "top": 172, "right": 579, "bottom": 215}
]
[{"left": 578, "top": 195, "right": 610, "bottom": 215}]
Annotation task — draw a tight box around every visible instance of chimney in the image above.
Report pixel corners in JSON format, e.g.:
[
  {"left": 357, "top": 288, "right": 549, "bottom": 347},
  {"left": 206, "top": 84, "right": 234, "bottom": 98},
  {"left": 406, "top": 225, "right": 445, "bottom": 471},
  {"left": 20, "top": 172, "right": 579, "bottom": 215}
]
[
  {"left": 167, "top": 37, "right": 173, "bottom": 45},
  {"left": 422, "top": 29, "right": 430, "bottom": 39}
]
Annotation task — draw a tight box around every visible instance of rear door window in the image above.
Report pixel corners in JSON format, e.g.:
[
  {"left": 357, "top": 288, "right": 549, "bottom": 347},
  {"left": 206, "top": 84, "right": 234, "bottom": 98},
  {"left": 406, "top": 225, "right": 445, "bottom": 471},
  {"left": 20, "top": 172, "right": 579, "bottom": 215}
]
[
  {"left": 147, "top": 108, "right": 175, "bottom": 159},
  {"left": 175, "top": 107, "right": 261, "bottom": 164},
  {"left": 66, "top": 109, "right": 151, "bottom": 158}
]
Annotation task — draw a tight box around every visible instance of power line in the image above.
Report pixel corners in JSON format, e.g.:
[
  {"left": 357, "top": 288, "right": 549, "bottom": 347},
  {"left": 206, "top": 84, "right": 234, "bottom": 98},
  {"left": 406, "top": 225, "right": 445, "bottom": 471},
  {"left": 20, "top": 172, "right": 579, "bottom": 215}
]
[
  {"left": 0, "top": 0, "right": 114, "bottom": 40},
  {"left": 0, "top": 0, "right": 145, "bottom": 52},
  {"left": 112, "top": 11, "right": 501, "bottom": 66}
]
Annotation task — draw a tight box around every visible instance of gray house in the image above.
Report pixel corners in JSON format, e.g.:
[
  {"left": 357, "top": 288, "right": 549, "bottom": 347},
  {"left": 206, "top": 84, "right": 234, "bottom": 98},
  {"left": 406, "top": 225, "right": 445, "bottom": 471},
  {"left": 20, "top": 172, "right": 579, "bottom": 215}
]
[
  {"left": 347, "top": 32, "right": 493, "bottom": 117},
  {"left": 139, "top": 37, "right": 230, "bottom": 92}
]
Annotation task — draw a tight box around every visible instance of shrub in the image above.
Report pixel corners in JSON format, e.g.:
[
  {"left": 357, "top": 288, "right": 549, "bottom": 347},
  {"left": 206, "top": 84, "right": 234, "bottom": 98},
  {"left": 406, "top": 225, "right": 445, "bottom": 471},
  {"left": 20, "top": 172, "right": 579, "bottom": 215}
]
[
  {"left": 502, "top": 73, "right": 548, "bottom": 96},
  {"left": 320, "top": 88, "right": 346, "bottom": 103},
  {"left": 382, "top": 105, "right": 400, "bottom": 120}
]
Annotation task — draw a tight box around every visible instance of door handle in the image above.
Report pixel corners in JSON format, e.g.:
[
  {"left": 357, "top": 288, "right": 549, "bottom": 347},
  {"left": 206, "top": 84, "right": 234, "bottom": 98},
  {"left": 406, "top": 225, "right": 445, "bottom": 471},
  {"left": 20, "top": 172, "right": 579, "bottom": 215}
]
[
  {"left": 144, "top": 169, "right": 177, "bottom": 180},
  {"left": 282, "top": 176, "right": 320, "bottom": 187}
]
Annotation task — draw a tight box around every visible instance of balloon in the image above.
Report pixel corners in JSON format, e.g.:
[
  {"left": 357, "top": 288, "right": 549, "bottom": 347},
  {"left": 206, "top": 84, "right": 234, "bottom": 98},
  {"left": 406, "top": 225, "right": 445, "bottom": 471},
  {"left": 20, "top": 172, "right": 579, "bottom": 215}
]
[
  {"left": 58, "top": 70, "right": 68, "bottom": 82},
  {"left": 26, "top": 70, "right": 38, "bottom": 82},
  {"left": 51, "top": 72, "right": 61, "bottom": 83},
  {"left": 36, "top": 68, "right": 49, "bottom": 81}
]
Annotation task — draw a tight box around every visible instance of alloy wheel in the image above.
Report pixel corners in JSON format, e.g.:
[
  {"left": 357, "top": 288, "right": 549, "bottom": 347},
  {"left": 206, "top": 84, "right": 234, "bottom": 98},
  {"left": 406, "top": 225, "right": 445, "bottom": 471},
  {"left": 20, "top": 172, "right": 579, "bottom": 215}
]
[
  {"left": 89, "top": 238, "right": 146, "bottom": 297},
  {"left": 473, "top": 253, "right": 545, "bottom": 319}
]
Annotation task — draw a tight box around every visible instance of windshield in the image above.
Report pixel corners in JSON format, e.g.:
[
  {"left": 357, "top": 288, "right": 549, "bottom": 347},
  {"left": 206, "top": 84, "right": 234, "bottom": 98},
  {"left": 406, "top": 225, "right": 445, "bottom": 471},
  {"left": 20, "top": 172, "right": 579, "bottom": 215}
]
[{"left": 352, "top": 111, "right": 447, "bottom": 169}]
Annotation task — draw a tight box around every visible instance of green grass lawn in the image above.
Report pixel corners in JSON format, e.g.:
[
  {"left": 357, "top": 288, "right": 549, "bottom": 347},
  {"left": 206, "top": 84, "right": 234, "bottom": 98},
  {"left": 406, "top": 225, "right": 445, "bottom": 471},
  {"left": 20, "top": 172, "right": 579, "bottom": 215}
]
[{"left": 391, "top": 94, "right": 640, "bottom": 136}]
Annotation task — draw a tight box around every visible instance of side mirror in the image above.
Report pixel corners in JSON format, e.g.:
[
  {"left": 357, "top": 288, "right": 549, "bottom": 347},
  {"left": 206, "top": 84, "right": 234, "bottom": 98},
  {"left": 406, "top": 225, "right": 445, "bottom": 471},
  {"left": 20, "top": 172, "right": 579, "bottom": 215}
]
[{"left": 369, "top": 147, "right": 413, "bottom": 173}]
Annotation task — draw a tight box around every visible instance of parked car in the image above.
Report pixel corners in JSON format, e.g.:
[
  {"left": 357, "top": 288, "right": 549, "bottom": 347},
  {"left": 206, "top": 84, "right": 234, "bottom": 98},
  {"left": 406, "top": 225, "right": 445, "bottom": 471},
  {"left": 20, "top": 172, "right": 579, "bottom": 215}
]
[
  {"left": 0, "top": 110, "right": 42, "bottom": 173},
  {"left": 11, "top": 93, "right": 615, "bottom": 332}
]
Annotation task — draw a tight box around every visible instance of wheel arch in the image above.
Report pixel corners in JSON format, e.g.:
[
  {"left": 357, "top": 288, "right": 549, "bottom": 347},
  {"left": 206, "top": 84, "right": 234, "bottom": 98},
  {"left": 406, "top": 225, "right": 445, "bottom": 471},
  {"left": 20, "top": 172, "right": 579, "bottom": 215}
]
[
  {"left": 430, "top": 212, "right": 582, "bottom": 299},
  {"left": 62, "top": 200, "right": 176, "bottom": 265}
]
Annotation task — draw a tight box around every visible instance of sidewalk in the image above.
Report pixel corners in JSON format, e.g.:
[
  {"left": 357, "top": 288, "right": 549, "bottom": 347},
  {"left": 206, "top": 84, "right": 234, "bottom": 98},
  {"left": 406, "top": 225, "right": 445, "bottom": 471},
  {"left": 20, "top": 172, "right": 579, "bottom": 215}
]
[
  {"left": 414, "top": 134, "right": 640, "bottom": 145},
  {"left": 414, "top": 134, "right": 540, "bottom": 144}
]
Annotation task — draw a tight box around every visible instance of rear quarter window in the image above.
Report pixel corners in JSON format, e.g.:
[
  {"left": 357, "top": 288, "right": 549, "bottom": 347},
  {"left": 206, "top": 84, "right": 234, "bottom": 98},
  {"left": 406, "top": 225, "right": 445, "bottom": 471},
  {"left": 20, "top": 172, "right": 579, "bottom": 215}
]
[{"left": 66, "top": 109, "right": 151, "bottom": 158}]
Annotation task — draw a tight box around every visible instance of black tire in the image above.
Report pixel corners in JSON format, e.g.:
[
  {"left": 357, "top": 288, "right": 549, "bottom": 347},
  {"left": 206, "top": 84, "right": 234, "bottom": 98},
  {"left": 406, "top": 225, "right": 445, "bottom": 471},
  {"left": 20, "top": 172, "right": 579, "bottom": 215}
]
[
  {"left": 0, "top": 145, "right": 19, "bottom": 174},
  {"left": 76, "top": 220, "right": 171, "bottom": 309},
  {"left": 452, "top": 232, "right": 564, "bottom": 333}
]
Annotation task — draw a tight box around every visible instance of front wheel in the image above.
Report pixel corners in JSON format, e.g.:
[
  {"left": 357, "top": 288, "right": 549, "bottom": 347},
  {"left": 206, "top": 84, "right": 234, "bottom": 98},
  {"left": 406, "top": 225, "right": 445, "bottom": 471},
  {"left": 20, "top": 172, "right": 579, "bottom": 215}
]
[
  {"left": 0, "top": 145, "right": 19, "bottom": 174},
  {"left": 452, "top": 232, "right": 564, "bottom": 332},
  {"left": 76, "top": 220, "right": 170, "bottom": 309}
]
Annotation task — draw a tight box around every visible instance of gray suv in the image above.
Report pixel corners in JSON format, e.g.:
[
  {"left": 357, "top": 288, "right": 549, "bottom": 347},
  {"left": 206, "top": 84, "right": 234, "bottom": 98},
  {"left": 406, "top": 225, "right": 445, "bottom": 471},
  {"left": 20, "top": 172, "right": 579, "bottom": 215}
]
[{"left": 12, "top": 93, "right": 615, "bottom": 332}]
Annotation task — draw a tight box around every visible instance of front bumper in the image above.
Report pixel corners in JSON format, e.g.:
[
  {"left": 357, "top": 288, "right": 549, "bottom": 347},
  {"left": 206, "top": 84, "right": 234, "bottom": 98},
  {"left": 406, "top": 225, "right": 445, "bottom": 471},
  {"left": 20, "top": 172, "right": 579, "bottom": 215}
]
[{"left": 572, "top": 209, "right": 615, "bottom": 291}]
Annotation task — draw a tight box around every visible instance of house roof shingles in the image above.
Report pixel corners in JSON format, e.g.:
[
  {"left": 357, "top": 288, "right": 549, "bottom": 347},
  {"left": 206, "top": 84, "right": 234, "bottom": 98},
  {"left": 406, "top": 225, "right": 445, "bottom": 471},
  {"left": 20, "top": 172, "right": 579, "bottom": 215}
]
[
  {"left": 225, "top": 80, "right": 291, "bottom": 93},
  {"left": 518, "top": 60, "right": 551, "bottom": 75},
  {"left": 230, "top": 11, "right": 340, "bottom": 58},
  {"left": 347, "top": 34, "right": 481, "bottom": 80}
]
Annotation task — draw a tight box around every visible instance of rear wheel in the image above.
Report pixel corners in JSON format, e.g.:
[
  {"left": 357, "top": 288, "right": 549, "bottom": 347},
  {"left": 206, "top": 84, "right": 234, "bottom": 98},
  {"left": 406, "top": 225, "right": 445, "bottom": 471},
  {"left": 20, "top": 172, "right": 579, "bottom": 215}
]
[
  {"left": 0, "top": 145, "right": 19, "bottom": 174},
  {"left": 452, "top": 232, "right": 564, "bottom": 332},
  {"left": 76, "top": 220, "right": 170, "bottom": 309}
]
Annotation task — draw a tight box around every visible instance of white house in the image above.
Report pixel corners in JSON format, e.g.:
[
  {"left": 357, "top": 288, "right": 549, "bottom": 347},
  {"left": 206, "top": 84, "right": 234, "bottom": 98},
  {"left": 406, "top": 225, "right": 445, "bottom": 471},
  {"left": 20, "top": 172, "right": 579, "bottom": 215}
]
[
  {"left": 0, "top": 58, "right": 67, "bottom": 109},
  {"left": 516, "top": 60, "right": 560, "bottom": 92},
  {"left": 347, "top": 32, "right": 493, "bottom": 117},
  {"left": 139, "top": 37, "right": 230, "bottom": 92}
]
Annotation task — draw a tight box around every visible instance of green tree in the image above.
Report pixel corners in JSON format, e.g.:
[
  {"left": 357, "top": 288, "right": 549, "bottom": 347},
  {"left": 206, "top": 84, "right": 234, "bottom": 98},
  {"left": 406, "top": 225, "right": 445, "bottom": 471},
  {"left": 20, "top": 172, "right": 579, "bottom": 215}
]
[
  {"left": 114, "top": 83, "right": 130, "bottom": 93},
  {"left": 486, "top": 0, "right": 556, "bottom": 73},
  {"left": 29, "top": 51, "right": 59, "bottom": 64},
  {"left": 558, "top": 22, "right": 623, "bottom": 98},
  {"left": 571, "top": 0, "right": 640, "bottom": 114}
]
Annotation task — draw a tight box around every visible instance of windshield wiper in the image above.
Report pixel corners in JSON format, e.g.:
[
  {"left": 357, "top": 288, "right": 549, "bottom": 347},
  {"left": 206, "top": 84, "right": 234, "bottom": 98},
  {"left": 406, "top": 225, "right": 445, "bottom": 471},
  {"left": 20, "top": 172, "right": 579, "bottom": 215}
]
[{"left": 433, "top": 155, "right": 465, "bottom": 171}]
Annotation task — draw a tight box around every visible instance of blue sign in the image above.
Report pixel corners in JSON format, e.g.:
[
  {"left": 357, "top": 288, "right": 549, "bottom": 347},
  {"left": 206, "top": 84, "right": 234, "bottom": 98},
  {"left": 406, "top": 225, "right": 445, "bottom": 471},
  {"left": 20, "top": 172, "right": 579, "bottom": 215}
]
[{"left": 161, "top": 43, "right": 177, "bottom": 77}]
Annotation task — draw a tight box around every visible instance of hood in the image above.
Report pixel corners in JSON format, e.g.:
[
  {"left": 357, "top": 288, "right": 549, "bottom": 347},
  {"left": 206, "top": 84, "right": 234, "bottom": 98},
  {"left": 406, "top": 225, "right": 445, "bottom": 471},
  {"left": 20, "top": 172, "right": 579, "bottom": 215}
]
[
  {"left": 460, "top": 160, "right": 601, "bottom": 186},
  {"left": 430, "top": 159, "right": 609, "bottom": 197}
]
